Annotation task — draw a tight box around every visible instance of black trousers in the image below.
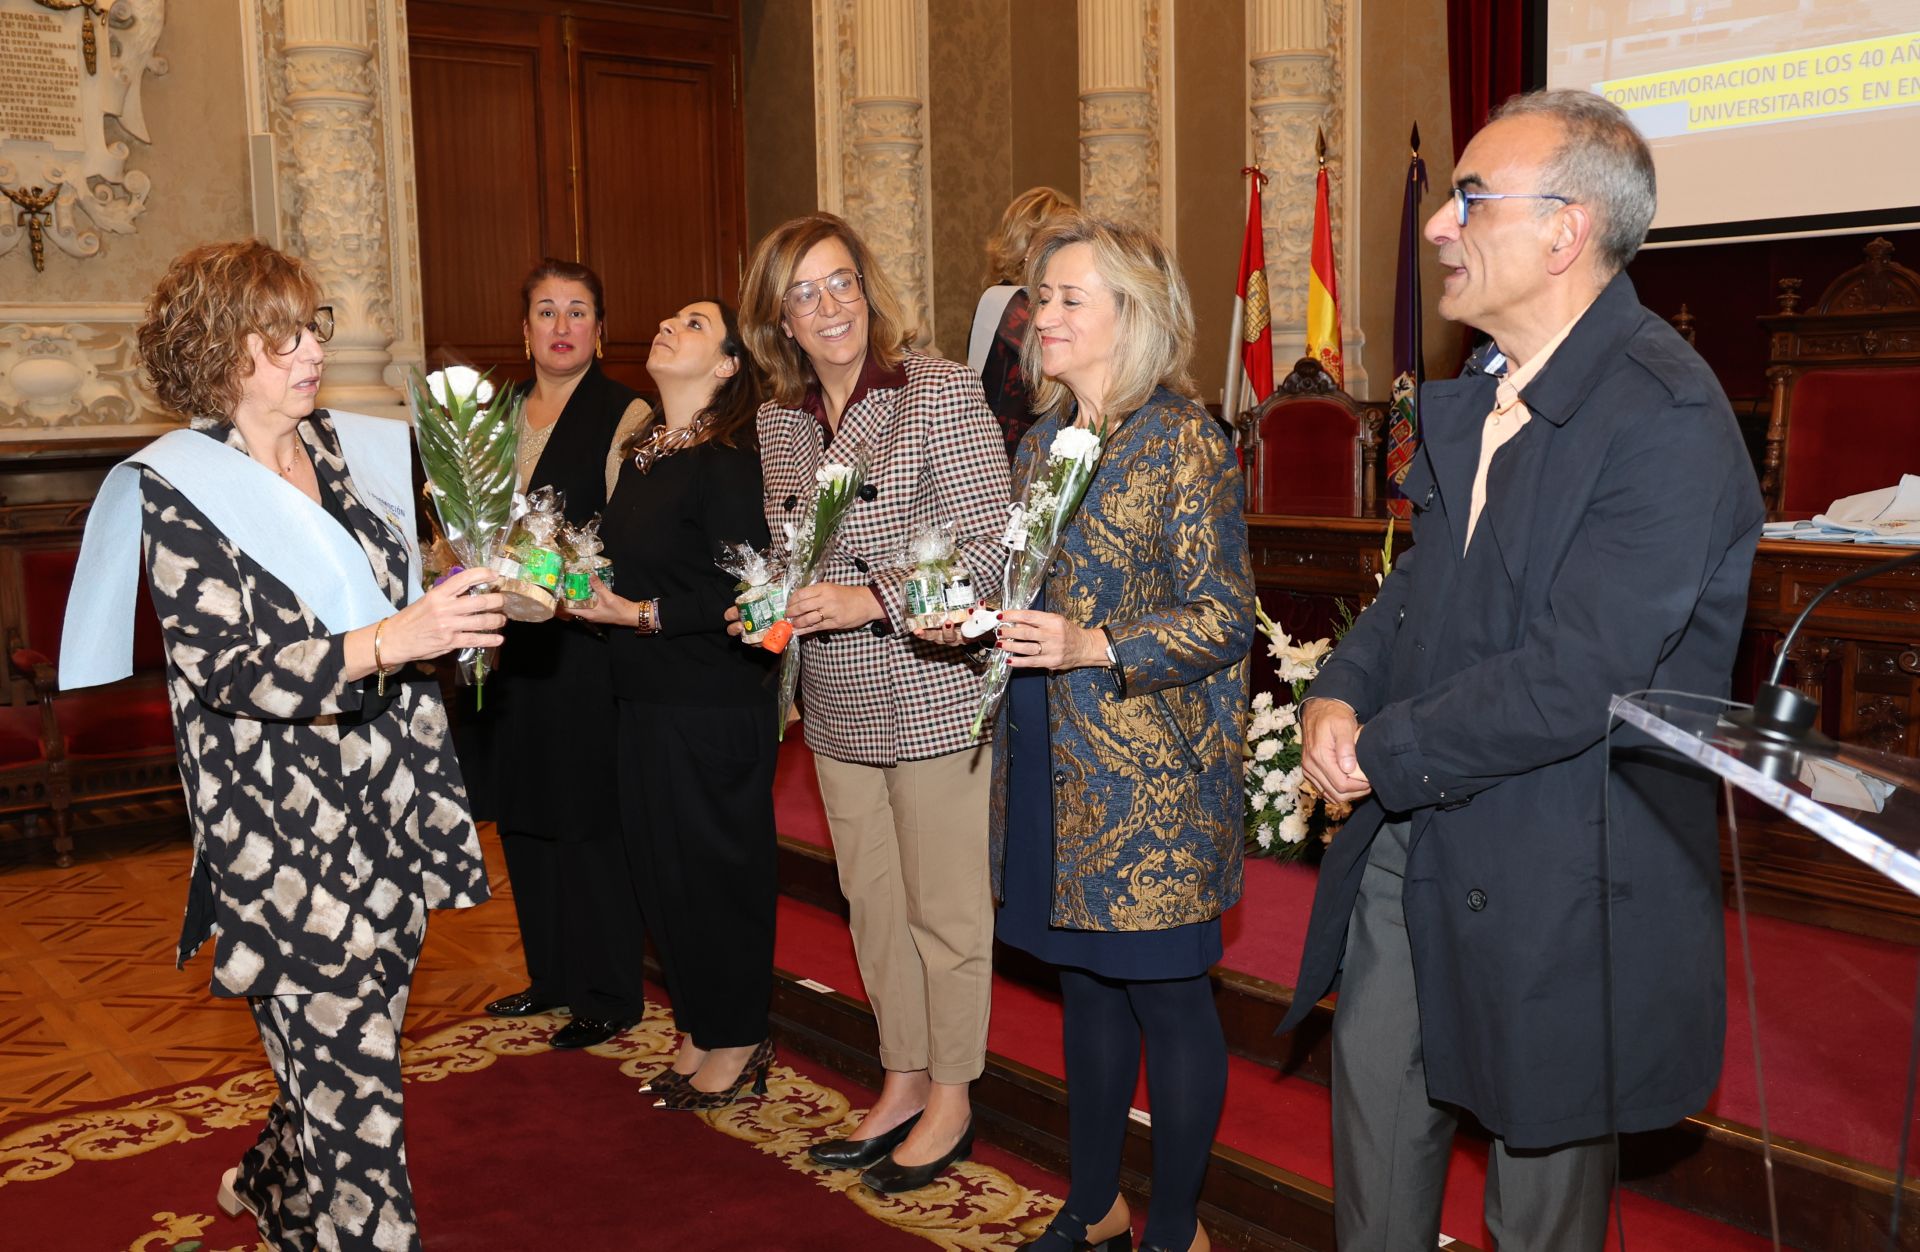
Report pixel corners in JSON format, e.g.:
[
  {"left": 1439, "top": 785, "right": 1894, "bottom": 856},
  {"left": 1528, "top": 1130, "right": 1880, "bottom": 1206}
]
[
  {"left": 499, "top": 827, "right": 646, "bottom": 1021},
  {"left": 616, "top": 698, "right": 779, "bottom": 1049}
]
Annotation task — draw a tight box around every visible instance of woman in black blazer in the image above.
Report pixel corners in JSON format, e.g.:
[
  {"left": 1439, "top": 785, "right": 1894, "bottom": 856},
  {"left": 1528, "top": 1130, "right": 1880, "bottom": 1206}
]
[
  {"left": 464, "top": 259, "right": 651, "bottom": 1049},
  {"left": 567, "top": 299, "right": 779, "bottom": 1107}
]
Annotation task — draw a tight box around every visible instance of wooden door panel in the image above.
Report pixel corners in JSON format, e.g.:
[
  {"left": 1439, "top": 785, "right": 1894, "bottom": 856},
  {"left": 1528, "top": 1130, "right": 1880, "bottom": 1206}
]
[
  {"left": 577, "top": 55, "right": 727, "bottom": 353},
  {"left": 410, "top": 35, "right": 552, "bottom": 369}
]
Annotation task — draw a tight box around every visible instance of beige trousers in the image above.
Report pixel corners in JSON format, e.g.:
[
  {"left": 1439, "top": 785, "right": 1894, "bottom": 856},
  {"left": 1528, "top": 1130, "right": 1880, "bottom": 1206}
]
[{"left": 813, "top": 745, "right": 994, "bottom": 1084}]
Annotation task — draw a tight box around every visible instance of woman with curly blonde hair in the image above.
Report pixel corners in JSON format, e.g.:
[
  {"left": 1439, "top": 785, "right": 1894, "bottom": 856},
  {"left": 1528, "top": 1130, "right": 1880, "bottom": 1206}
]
[{"left": 64, "top": 239, "right": 501, "bottom": 1251}]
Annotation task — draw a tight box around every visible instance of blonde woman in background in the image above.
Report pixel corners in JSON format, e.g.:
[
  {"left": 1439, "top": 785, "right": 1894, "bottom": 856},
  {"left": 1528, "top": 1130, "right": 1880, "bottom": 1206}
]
[{"left": 969, "top": 186, "right": 1077, "bottom": 460}]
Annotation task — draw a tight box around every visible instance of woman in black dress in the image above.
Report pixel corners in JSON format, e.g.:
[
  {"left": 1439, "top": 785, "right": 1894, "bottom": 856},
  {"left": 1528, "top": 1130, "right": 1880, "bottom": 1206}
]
[
  {"left": 567, "top": 299, "right": 779, "bottom": 1106},
  {"left": 467, "top": 259, "right": 651, "bottom": 1048}
]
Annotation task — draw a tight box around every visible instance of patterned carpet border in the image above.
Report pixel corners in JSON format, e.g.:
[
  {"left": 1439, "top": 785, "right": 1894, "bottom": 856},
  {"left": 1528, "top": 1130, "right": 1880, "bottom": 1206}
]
[{"left": 1, "top": 1000, "right": 1061, "bottom": 1252}]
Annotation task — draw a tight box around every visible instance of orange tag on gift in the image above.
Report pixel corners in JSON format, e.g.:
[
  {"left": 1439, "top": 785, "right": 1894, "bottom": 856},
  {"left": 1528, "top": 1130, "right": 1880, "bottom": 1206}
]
[{"left": 760, "top": 620, "right": 794, "bottom": 654}]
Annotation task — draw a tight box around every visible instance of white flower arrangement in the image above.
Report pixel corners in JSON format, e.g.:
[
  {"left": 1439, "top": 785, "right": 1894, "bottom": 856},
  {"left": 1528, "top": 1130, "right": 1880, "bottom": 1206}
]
[{"left": 1243, "top": 522, "right": 1396, "bottom": 861}]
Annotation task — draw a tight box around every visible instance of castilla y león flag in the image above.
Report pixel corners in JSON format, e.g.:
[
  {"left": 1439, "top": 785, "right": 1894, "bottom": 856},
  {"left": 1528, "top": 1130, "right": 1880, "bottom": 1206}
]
[
  {"left": 1386, "top": 124, "right": 1429, "bottom": 519},
  {"left": 1306, "top": 134, "right": 1343, "bottom": 388},
  {"left": 1233, "top": 167, "right": 1275, "bottom": 410}
]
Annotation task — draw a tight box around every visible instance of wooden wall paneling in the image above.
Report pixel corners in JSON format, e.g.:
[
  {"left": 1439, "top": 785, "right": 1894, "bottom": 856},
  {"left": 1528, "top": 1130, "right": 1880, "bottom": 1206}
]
[
  {"left": 568, "top": 18, "right": 746, "bottom": 391},
  {"left": 409, "top": 5, "right": 573, "bottom": 373}
]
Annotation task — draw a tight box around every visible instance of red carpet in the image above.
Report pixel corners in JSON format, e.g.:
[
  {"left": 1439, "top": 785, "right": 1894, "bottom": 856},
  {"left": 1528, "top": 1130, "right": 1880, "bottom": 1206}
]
[
  {"left": 773, "top": 737, "right": 1816, "bottom": 1250},
  {"left": 1, "top": 1003, "right": 1066, "bottom": 1251}
]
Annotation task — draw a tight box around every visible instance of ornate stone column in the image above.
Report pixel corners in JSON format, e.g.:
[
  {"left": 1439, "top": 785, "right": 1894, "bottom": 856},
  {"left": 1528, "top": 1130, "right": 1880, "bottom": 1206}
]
[
  {"left": 815, "top": 0, "right": 933, "bottom": 342},
  {"left": 1250, "top": 0, "right": 1362, "bottom": 391},
  {"left": 1077, "top": 0, "right": 1163, "bottom": 233},
  {"left": 258, "top": 0, "right": 420, "bottom": 412}
]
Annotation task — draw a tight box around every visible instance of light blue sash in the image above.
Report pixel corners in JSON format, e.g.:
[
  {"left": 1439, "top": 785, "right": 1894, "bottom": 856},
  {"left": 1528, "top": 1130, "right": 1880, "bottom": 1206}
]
[{"left": 59, "top": 410, "right": 421, "bottom": 691}]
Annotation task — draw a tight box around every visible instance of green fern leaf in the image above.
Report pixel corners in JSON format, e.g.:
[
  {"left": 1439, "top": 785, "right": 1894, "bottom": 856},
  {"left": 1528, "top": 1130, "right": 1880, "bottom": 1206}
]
[{"left": 410, "top": 368, "right": 523, "bottom": 562}]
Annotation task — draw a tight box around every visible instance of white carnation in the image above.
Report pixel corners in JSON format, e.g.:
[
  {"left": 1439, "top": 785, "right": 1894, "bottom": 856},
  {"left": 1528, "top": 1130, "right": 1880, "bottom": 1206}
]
[
  {"left": 1251, "top": 691, "right": 1274, "bottom": 712},
  {"left": 1254, "top": 738, "right": 1281, "bottom": 762},
  {"left": 1251, "top": 789, "right": 1270, "bottom": 811},
  {"left": 1049, "top": 425, "right": 1101, "bottom": 462},
  {"left": 1255, "top": 822, "right": 1275, "bottom": 849},
  {"left": 1279, "top": 810, "right": 1310, "bottom": 843},
  {"left": 1261, "top": 770, "right": 1287, "bottom": 795}
]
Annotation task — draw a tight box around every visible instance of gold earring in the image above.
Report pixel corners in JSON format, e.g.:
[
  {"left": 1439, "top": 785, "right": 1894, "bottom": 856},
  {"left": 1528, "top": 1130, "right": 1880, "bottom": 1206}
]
[
  {"left": 523, "top": 340, "right": 531, "bottom": 360},
  {"left": 595, "top": 335, "right": 605, "bottom": 359}
]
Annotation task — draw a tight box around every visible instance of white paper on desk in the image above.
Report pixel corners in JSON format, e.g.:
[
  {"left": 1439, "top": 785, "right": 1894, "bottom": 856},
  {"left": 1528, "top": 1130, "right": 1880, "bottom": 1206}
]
[
  {"left": 1812, "top": 474, "right": 1920, "bottom": 535},
  {"left": 1799, "top": 756, "right": 1897, "bottom": 814}
]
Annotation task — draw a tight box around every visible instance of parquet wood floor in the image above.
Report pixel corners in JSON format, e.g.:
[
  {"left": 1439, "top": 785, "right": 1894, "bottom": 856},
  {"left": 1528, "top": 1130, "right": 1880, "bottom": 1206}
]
[{"left": 0, "top": 823, "right": 529, "bottom": 1127}]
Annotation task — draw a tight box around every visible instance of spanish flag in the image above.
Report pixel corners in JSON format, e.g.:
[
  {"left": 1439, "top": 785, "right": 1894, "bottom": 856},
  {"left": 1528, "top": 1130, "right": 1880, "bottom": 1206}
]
[{"left": 1306, "top": 131, "right": 1343, "bottom": 387}]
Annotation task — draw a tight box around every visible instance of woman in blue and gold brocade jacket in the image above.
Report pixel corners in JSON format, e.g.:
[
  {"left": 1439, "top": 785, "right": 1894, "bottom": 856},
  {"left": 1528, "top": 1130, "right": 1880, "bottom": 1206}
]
[{"left": 984, "top": 216, "right": 1254, "bottom": 1252}]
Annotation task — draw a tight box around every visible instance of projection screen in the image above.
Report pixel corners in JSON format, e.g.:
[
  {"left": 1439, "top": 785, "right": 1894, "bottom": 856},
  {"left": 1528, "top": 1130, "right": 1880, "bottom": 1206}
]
[{"left": 1544, "top": 1, "right": 1920, "bottom": 244}]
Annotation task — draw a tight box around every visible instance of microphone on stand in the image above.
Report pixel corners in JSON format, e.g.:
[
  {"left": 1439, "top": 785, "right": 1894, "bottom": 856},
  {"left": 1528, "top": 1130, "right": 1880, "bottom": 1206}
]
[{"left": 1730, "top": 548, "right": 1920, "bottom": 761}]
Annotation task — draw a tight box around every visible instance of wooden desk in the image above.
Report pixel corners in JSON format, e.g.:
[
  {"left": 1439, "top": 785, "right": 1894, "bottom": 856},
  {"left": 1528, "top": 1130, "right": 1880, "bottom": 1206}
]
[{"left": 1246, "top": 509, "right": 1920, "bottom": 942}]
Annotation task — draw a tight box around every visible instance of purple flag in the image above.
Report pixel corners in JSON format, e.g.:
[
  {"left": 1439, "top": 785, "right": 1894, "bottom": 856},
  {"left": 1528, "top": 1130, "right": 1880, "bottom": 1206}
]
[{"left": 1386, "top": 124, "right": 1428, "bottom": 519}]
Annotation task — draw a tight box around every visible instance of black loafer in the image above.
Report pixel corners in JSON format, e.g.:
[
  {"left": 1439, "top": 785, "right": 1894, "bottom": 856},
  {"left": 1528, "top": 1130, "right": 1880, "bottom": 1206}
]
[
  {"left": 806, "top": 1111, "right": 922, "bottom": 1170},
  {"left": 860, "top": 1120, "right": 974, "bottom": 1194},
  {"left": 549, "top": 1017, "right": 635, "bottom": 1049},
  {"left": 485, "top": 988, "right": 566, "bottom": 1018}
]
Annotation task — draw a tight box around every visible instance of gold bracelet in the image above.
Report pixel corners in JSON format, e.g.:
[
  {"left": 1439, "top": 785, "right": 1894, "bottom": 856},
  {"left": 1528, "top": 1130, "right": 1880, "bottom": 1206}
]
[
  {"left": 373, "top": 617, "right": 391, "bottom": 696},
  {"left": 634, "top": 598, "right": 659, "bottom": 635}
]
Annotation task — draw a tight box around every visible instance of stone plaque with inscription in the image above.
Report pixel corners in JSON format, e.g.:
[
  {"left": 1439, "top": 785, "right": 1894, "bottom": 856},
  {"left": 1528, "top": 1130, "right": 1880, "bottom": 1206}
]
[{"left": 0, "top": 0, "right": 168, "bottom": 270}]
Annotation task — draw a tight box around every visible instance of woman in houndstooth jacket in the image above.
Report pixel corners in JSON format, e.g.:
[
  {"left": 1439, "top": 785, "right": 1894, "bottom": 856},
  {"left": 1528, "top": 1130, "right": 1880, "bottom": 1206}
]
[{"left": 736, "top": 213, "right": 1011, "bottom": 1194}]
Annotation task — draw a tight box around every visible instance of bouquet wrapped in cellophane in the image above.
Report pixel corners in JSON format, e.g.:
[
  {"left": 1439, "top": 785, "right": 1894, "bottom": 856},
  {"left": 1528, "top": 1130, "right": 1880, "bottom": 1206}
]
[
  {"left": 969, "top": 422, "right": 1106, "bottom": 740},
  {"left": 717, "top": 540, "right": 792, "bottom": 652},
  {"left": 408, "top": 364, "right": 527, "bottom": 702},
  {"left": 773, "top": 446, "right": 872, "bottom": 739}
]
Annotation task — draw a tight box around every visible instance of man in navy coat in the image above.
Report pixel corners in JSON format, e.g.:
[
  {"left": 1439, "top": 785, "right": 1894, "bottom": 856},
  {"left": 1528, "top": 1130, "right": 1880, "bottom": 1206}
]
[{"left": 1283, "top": 89, "right": 1764, "bottom": 1250}]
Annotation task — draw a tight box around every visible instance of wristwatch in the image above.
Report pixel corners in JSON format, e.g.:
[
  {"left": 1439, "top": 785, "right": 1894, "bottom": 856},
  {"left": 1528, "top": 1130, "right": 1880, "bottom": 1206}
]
[{"left": 1102, "top": 629, "right": 1118, "bottom": 668}]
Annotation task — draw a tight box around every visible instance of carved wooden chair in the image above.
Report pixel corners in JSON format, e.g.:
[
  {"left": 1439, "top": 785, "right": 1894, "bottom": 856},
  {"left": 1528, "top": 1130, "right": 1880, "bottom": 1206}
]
[
  {"left": 1237, "top": 357, "right": 1384, "bottom": 514},
  {"left": 5, "top": 542, "right": 177, "bottom": 866},
  {"left": 1759, "top": 237, "right": 1920, "bottom": 514}
]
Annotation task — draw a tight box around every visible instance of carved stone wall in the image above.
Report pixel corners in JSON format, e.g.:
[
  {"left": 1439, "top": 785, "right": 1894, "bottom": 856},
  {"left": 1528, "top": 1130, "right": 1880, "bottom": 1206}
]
[
  {"left": 813, "top": 0, "right": 934, "bottom": 344},
  {"left": 0, "top": 0, "right": 422, "bottom": 438},
  {"left": 248, "top": 0, "right": 422, "bottom": 413},
  {"left": 1077, "top": 0, "right": 1163, "bottom": 234},
  {"left": 1250, "top": 0, "right": 1365, "bottom": 393}
]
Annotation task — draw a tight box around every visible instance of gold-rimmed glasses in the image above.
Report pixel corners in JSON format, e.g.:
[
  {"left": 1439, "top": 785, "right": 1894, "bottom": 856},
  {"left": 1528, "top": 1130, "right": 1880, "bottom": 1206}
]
[{"left": 783, "top": 269, "right": 864, "bottom": 317}]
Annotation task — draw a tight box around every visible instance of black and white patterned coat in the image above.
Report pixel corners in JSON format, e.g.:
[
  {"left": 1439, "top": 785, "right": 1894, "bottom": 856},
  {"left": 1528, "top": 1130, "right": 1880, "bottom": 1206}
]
[{"left": 139, "top": 414, "right": 490, "bottom": 998}]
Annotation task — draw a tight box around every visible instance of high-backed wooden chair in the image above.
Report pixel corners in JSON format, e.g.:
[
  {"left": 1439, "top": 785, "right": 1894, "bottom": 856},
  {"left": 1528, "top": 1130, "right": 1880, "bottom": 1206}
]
[
  {"left": 1237, "top": 357, "right": 1383, "bottom": 514},
  {"left": 1759, "top": 237, "right": 1920, "bottom": 514}
]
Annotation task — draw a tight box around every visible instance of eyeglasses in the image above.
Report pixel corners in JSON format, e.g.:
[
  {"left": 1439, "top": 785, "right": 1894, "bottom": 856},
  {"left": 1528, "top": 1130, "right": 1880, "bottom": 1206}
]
[
  {"left": 281, "top": 306, "right": 336, "bottom": 352},
  {"left": 1451, "top": 187, "right": 1571, "bottom": 225},
  {"left": 783, "top": 269, "right": 864, "bottom": 317}
]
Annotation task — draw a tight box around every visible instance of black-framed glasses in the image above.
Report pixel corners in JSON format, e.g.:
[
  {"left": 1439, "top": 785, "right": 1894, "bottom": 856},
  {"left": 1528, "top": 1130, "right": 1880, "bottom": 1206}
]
[
  {"left": 783, "top": 269, "right": 864, "bottom": 317},
  {"left": 1452, "top": 187, "right": 1571, "bottom": 225},
  {"left": 282, "top": 306, "right": 335, "bottom": 353}
]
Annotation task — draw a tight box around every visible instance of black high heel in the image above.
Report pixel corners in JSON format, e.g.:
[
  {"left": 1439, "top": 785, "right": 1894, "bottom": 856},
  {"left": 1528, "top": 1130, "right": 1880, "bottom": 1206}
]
[
  {"left": 859, "top": 1119, "right": 974, "bottom": 1194},
  {"left": 1018, "top": 1216, "right": 1132, "bottom": 1250},
  {"left": 807, "top": 1110, "right": 922, "bottom": 1170},
  {"left": 656, "top": 1038, "right": 775, "bottom": 1111}
]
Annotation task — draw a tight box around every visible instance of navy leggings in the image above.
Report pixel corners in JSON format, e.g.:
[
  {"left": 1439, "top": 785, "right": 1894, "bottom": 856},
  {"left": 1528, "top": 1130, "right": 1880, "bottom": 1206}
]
[{"left": 1052, "top": 967, "right": 1227, "bottom": 1249}]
